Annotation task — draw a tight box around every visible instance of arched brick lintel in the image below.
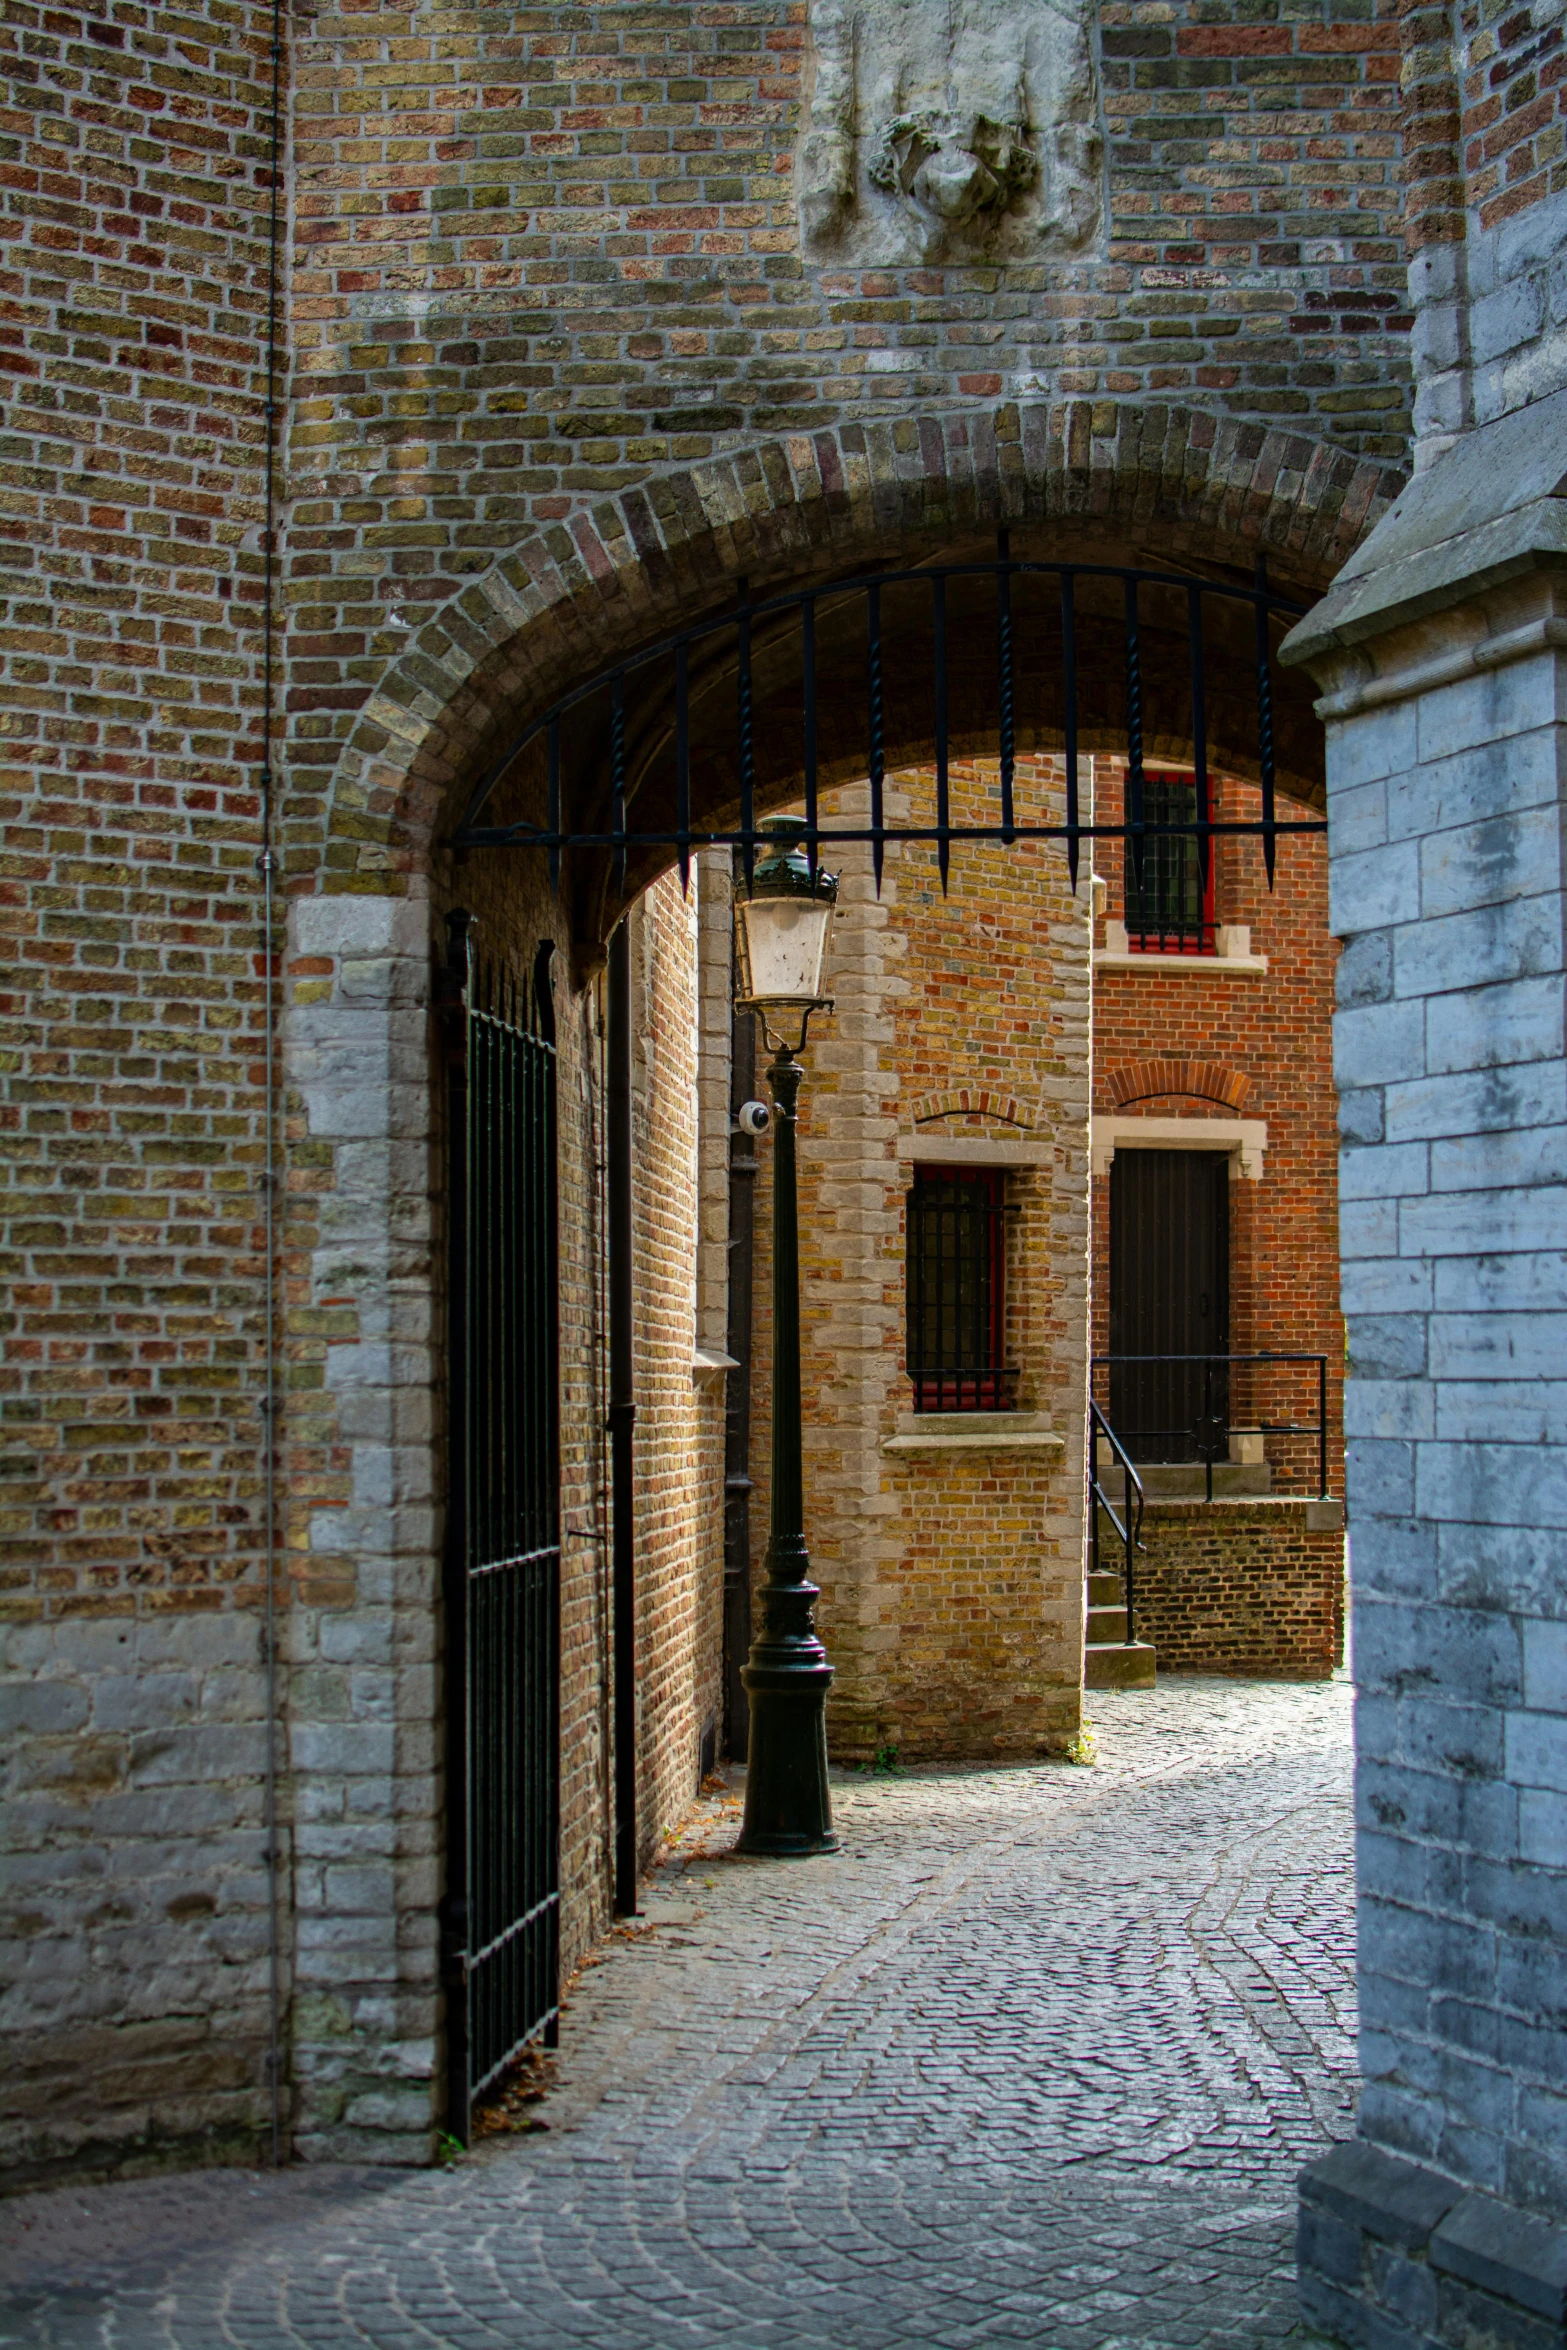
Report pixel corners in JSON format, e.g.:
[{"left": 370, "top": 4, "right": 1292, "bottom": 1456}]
[
  {"left": 1104, "top": 1059, "right": 1254, "bottom": 1112},
  {"left": 912, "top": 1091, "right": 1032, "bottom": 1129},
  {"left": 322, "top": 400, "right": 1404, "bottom": 890}
]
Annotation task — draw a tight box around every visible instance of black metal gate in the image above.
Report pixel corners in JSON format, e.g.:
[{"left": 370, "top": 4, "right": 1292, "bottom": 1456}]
[
  {"left": 1109, "top": 1150, "right": 1230, "bottom": 1461},
  {"left": 440, "top": 913, "right": 561, "bottom": 2139}
]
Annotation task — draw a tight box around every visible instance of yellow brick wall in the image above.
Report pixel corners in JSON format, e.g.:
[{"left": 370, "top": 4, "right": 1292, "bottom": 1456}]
[
  {"left": 750, "top": 758, "right": 1090, "bottom": 1764},
  {"left": 628, "top": 877, "right": 726, "bottom": 1861}
]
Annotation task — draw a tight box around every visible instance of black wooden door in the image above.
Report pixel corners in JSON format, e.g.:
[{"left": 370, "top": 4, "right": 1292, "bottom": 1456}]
[{"left": 1108, "top": 1150, "right": 1229, "bottom": 1461}]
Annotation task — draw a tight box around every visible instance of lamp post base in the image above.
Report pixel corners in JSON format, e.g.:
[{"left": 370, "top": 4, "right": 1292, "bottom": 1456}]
[{"left": 736, "top": 1638, "right": 841, "bottom": 1858}]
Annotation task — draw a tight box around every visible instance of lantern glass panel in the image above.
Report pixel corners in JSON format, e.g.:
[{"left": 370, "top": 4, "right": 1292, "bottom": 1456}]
[{"left": 736, "top": 896, "right": 834, "bottom": 1009}]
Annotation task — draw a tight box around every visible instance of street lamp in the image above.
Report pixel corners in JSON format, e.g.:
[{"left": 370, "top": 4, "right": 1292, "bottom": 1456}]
[{"left": 733, "top": 818, "right": 842, "bottom": 1857}]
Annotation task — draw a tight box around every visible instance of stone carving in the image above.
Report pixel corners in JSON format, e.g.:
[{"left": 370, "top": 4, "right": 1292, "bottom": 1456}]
[{"left": 798, "top": 0, "right": 1102, "bottom": 265}]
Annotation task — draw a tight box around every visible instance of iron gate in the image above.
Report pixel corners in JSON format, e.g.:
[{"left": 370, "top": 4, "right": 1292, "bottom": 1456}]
[
  {"left": 440, "top": 913, "right": 561, "bottom": 2138},
  {"left": 446, "top": 544, "right": 1320, "bottom": 899}
]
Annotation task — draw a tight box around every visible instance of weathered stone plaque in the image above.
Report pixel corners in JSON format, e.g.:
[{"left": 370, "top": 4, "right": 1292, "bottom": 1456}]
[{"left": 798, "top": 0, "right": 1102, "bottom": 265}]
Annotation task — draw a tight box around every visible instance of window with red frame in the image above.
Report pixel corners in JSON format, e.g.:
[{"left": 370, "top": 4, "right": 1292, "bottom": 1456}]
[
  {"left": 1123, "top": 772, "right": 1216, "bottom": 953},
  {"left": 905, "top": 1167, "right": 1009, "bottom": 1412}
]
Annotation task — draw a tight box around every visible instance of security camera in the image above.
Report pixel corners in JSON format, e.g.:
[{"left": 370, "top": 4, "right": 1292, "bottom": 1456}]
[{"left": 737, "top": 1100, "right": 771, "bottom": 1135}]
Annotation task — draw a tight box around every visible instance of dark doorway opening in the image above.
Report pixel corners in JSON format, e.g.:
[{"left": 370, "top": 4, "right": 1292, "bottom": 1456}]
[{"left": 1108, "top": 1150, "right": 1230, "bottom": 1461}]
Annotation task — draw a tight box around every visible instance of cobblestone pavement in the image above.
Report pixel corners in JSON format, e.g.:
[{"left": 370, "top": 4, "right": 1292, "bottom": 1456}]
[{"left": 1, "top": 1678, "right": 1354, "bottom": 2350}]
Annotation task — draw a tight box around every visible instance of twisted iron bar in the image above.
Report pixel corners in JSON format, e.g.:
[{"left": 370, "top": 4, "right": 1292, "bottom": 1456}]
[{"left": 997, "top": 528, "right": 1015, "bottom": 844}]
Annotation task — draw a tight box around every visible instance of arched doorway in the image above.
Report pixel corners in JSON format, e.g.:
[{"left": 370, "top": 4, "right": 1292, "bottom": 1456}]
[{"left": 280, "top": 399, "right": 1394, "bottom": 2154}]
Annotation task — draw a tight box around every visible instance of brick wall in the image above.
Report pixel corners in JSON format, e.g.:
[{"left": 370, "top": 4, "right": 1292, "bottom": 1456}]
[
  {"left": 1125, "top": 1500, "right": 1345, "bottom": 1677},
  {"left": 628, "top": 875, "right": 725, "bottom": 1855},
  {"left": 0, "top": 0, "right": 1416, "bottom": 2186},
  {"left": 281, "top": 0, "right": 1414, "bottom": 831},
  {"left": 757, "top": 759, "right": 1089, "bottom": 1764},
  {"left": 0, "top": 0, "right": 284, "bottom": 2186},
  {"left": 1102, "top": 0, "right": 1406, "bottom": 442}
]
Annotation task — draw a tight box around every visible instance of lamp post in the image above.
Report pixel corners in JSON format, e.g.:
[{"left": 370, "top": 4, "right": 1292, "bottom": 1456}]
[{"left": 733, "top": 819, "right": 842, "bottom": 1857}]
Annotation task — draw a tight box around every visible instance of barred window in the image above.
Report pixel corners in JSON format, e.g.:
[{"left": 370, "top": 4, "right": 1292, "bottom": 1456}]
[
  {"left": 905, "top": 1167, "right": 1008, "bottom": 1412},
  {"left": 1124, "top": 772, "right": 1216, "bottom": 953}
]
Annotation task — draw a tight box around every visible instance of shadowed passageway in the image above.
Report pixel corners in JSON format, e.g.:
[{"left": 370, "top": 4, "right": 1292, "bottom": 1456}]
[{"left": 1, "top": 1679, "right": 1354, "bottom": 2350}]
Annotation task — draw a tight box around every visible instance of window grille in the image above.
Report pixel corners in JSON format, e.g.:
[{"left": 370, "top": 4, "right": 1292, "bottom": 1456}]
[
  {"left": 906, "top": 1167, "right": 1010, "bottom": 1412},
  {"left": 1124, "top": 772, "right": 1216, "bottom": 953}
]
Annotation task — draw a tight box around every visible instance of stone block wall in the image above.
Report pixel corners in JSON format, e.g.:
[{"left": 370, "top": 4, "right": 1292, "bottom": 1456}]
[
  {"left": 1403, "top": 0, "right": 1567, "bottom": 452},
  {"left": 1124, "top": 1499, "right": 1345, "bottom": 1678},
  {"left": 280, "top": 887, "right": 443, "bottom": 2165},
  {"left": 1326, "top": 630, "right": 1567, "bottom": 2216},
  {"left": 1300, "top": 2139, "right": 1567, "bottom": 2350}
]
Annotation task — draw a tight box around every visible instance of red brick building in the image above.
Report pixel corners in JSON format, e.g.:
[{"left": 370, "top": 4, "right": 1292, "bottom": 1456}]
[{"left": 1089, "top": 760, "right": 1344, "bottom": 1678}]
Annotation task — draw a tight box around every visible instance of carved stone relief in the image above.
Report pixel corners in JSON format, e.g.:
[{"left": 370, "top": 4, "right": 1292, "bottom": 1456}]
[{"left": 798, "top": 0, "right": 1103, "bottom": 265}]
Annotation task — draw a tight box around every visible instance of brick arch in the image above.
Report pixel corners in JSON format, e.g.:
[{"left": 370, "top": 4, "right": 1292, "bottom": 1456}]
[
  {"left": 1103, "top": 1059, "right": 1254, "bottom": 1111},
  {"left": 911, "top": 1091, "right": 1033, "bottom": 1129},
  {"left": 317, "top": 400, "right": 1402, "bottom": 901}
]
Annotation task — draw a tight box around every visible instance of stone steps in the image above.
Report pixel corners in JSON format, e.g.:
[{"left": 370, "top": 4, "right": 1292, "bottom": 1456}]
[
  {"left": 1085, "top": 1640, "right": 1157, "bottom": 1689},
  {"left": 1124, "top": 1460, "right": 1273, "bottom": 1500},
  {"left": 1085, "top": 1566, "right": 1156, "bottom": 1687},
  {"left": 1087, "top": 1459, "right": 1272, "bottom": 1700}
]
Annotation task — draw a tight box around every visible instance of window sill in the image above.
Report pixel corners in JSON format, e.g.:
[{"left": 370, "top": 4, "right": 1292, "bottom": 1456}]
[
  {"left": 692, "top": 1348, "right": 738, "bottom": 1386},
  {"left": 1093, "top": 948, "right": 1269, "bottom": 975},
  {"left": 883, "top": 1411, "right": 1064, "bottom": 1455},
  {"left": 1093, "top": 918, "right": 1268, "bottom": 975}
]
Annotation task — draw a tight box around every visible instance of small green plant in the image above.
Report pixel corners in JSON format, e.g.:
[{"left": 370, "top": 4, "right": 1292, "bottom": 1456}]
[
  {"left": 864, "top": 1743, "right": 903, "bottom": 1776},
  {"left": 1064, "top": 1721, "right": 1098, "bottom": 1767},
  {"left": 433, "top": 2130, "right": 466, "bottom": 2166}
]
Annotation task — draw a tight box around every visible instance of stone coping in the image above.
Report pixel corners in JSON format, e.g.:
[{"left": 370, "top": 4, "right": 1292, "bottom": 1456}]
[
  {"left": 1140, "top": 1495, "right": 1344, "bottom": 1530},
  {"left": 883, "top": 1412, "right": 1064, "bottom": 1454},
  {"left": 1299, "top": 2139, "right": 1567, "bottom": 2348},
  {"left": 1282, "top": 383, "right": 1567, "bottom": 664}
]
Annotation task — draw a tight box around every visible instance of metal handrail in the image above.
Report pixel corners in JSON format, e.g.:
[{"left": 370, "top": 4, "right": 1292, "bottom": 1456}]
[
  {"left": 1088, "top": 1398, "right": 1145, "bottom": 1648},
  {"left": 1091, "top": 1351, "right": 1330, "bottom": 1501}
]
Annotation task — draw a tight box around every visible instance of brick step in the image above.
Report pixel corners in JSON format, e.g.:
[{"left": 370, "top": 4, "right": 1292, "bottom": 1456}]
[
  {"left": 1085, "top": 1641, "right": 1157, "bottom": 1690},
  {"left": 1088, "top": 1572, "right": 1123, "bottom": 1606},
  {"left": 1087, "top": 1604, "right": 1128, "bottom": 1643}
]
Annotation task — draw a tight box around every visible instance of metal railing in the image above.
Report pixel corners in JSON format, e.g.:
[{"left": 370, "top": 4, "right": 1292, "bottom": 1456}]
[
  {"left": 447, "top": 543, "right": 1317, "bottom": 900},
  {"left": 1092, "top": 1352, "right": 1330, "bottom": 1501},
  {"left": 1089, "top": 1398, "right": 1145, "bottom": 1647},
  {"left": 440, "top": 917, "right": 563, "bottom": 2136}
]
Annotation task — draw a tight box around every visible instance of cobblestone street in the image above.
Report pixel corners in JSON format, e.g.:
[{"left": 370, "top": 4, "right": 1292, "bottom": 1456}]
[{"left": 1, "top": 1679, "right": 1354, "bottom": 2350}]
